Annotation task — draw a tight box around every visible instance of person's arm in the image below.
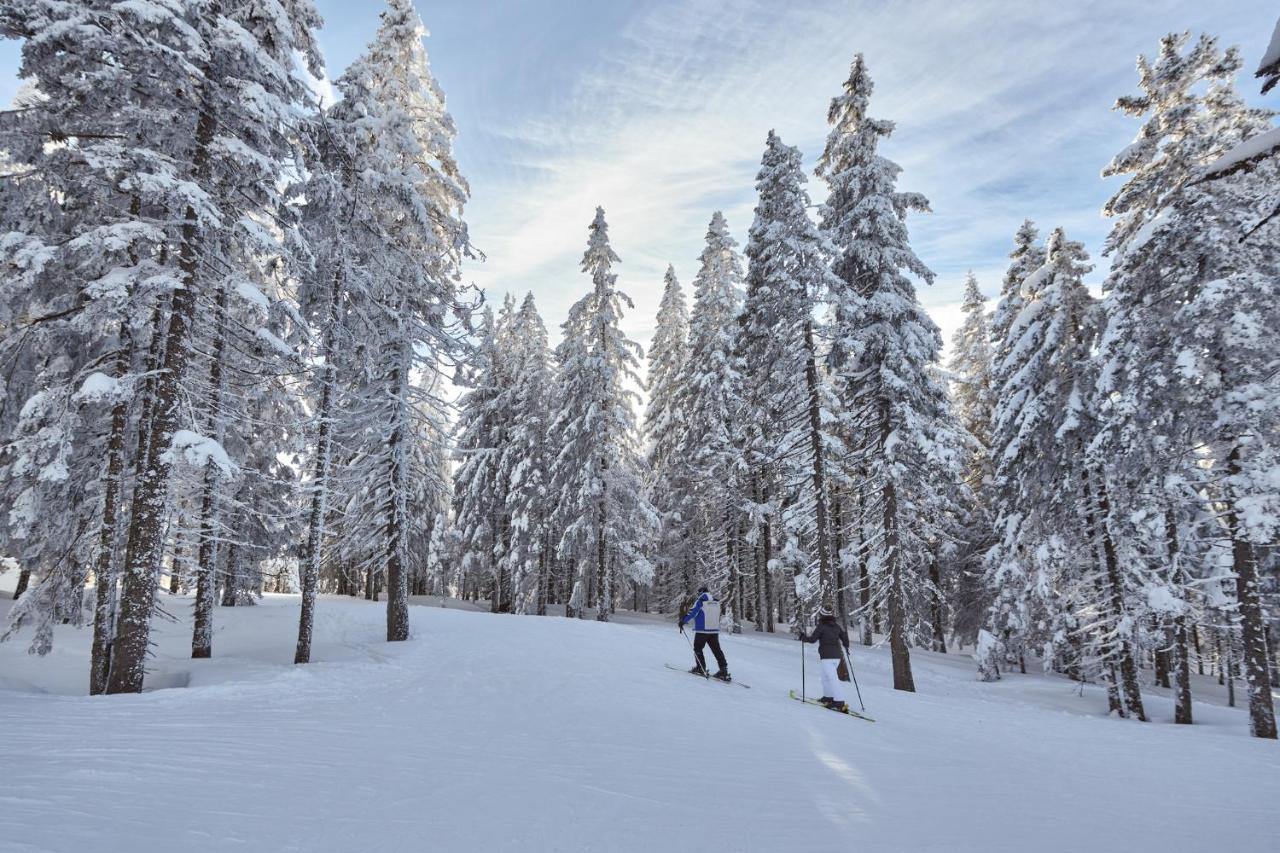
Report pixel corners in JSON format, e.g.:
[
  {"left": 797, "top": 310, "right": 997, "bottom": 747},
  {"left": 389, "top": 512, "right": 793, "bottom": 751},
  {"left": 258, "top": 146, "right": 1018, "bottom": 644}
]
[
  {"left": 679, "top": 594, "right": 705, "bottom": 627},
  {"left": 839, "top": 624, "right": 850, "bottom": 650}
]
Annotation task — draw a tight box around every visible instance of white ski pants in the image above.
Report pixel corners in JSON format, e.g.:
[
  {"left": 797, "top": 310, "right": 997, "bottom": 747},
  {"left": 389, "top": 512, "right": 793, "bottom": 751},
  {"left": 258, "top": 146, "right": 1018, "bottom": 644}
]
[{"left": 819, "top": 658, "right": 845, "bottom": 703}]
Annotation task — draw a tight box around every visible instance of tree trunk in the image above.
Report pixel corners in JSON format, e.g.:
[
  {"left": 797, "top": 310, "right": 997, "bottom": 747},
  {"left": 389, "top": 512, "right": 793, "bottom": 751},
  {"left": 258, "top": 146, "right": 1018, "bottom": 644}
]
[
  {"left": 107, "top": 96, "right": 216, "bottom": 694},
  {"left": 536, "top": 530, "right": 549, "bottom": 616},
  {"left": 1160, "top": 501, "right": 1192, "bottom": 724},
  {"left": 1224, "top": 626, "right": 1237, "bottom": 708},
  {"left": 295, "top": 265, "right": 343, "bottom": 663},
  {"left": 803, "top": 321, "right": 834, "bottom": 609},
  {"left": 1266, "top": 625, "right": 1280, "bottom": 691},
  {"left": 1222, "top": 446, "right": 1276, "bottom": 737},
  {"left": 752, "top": 475, "right": 766, "bottom": 632},
  {"left": 760, "top": 475, "right": 775, "bottom": 633},
  {"left": 12, "top": 568, "right": 30, "bottom": 600},
  {"left": 190, "top": 461, "right": 219, "bottom": 659},
  {"left": 1193, "top": 624, "right": 1204, "bottom": 676},
  {"left": 1085, "top": 469, "right": 1146, "bottom": 720},
  {"left": 928, "top": 552, "right": 947, "bottom": 653},
  {"left": 191, "top": 279, "right": 230, "bottom": 659},
  {"left": 593, "top": 484, "right": 609, "bottom": 625},
  {"left": 855, "top": 484, "right": 872, "bottom": 646},
  {"left": 1153, "top": 623, "right": 1171, "bottom": 690},
  {"left": 881, "top": 399, "right": 914, "bottom": 692},
  {"left": 831, "top": 485, "right": 849, "bottom": 628},
  {"left": 89, "top": 327, "right": 132, "bottom": 695},
  {"left": 385, "top": 378, "right": 410, "bottom": 642}
]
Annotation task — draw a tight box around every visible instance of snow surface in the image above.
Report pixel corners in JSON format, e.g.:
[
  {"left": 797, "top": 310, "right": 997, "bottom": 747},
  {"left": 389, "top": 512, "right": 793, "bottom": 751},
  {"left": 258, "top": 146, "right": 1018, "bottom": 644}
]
[{"left": 0, "top": 589, "right": 1277, "bottom": 853}]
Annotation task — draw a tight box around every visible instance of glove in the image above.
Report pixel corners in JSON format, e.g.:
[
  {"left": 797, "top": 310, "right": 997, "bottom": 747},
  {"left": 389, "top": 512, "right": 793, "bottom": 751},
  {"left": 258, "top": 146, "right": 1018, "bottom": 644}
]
[{"left": 678, "top": 623, "right": 685, "bottom": 633}]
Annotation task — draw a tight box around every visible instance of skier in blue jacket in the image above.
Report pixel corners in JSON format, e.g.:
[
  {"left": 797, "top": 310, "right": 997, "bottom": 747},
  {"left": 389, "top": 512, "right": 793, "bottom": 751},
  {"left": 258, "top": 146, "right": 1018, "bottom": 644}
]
[{"left": 679, "top": 586, "right": 731, "bottom": 681}]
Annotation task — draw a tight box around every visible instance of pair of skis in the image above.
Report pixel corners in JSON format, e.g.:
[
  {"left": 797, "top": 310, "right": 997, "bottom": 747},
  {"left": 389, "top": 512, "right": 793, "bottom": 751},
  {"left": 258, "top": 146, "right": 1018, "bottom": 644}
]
[{"left": 663, "top": 664, "right": 875, "bottom": 722}]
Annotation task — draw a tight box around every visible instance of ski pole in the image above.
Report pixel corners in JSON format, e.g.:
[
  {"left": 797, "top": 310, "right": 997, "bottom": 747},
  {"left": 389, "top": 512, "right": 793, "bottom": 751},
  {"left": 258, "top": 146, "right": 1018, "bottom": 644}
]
[
  {"left": 840, "top": 644, "right": 865, "bottom": 711},
  {"left": 800, "top": 627, "right": 806, "bottom": 703}
]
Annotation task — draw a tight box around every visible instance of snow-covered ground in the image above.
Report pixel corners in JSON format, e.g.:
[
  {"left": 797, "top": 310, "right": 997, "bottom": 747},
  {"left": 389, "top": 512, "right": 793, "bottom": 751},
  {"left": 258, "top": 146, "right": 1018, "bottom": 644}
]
[{"left": 1, "top": 588, "right": 1278, "bottom": 853}]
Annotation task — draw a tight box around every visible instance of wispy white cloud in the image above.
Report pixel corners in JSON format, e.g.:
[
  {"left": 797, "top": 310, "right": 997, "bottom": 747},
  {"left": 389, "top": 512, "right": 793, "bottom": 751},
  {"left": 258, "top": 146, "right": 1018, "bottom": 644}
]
[{"left": 381, "top": 1, "right": 1277, "bottom": 358}]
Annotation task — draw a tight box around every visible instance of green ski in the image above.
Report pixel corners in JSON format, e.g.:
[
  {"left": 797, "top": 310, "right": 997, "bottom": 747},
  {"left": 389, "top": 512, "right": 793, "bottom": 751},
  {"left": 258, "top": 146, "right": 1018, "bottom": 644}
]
[{"left": 789, "top": 689, "right": 875, "bottom": 722}]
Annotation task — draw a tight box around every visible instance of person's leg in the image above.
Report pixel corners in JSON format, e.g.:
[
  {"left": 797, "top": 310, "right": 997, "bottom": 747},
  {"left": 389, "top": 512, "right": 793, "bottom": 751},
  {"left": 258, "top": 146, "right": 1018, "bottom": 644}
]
[
  {"left": 693, "top": 633, "right": 708, "bottom": 672},
  {"left": 820, "top": 658, "right": 838, "bottom": 701},
  {"left": 828, "top": 660, "right": 846, "bottom": 704},
  {"left": 707, "top": 633, "right": 728, "bottom": 673}
]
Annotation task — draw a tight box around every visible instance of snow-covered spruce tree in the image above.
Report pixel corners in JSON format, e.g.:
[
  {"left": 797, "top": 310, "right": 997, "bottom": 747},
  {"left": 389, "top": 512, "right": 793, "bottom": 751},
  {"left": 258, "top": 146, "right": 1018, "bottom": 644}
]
[
  {"left": 1099, "top": 32, "right": 1278, "bottom": 736},
  {"left": 549, "top": 208, "right": 656, "bottom": 621},
  {"left": 738, "top": 132, "right": 840, "bottom": 629},
  {"left": 1200, "top": 19, "right": 1280, "bottom": 234},
  {"left": 978, "top": 222, "right": 1046, "bottom": 674},
  {"left": 990, "top": 222, "right": 1044, "bottom": 372},
  {"left": 0, "top": 0, "right": 324, "bottom": 690},
  {"left": 644, "top": 264, "right": 690, "bottom": 613},
  {"left": 0, "top": 6, "right": 183, "bottom": 681},
  {"left": 946, "top": 272, "right": 997, "bottom": 647},
  {"left": 673, "top": 212, "right": 748, "bottom": 620},
  {"left": 184, "top": 240, "right": 308, "bottom": 655},
  {"left": 497, "top": 293, "right": 556, "bottom": 614},
  {"left": 214, "top": 263, "right": 306, "bottom": 610},
  {"left": 989, "top": 227, "right": 1149, "bottom": 719},
  {"left": 451, "top": 307, "right": 506, "bottom": 608},
  {"left": 324, "top": 0, "right": 473, "bottom": 643},
  {"left": 815, "top": 56, "right": 964, "bottom": 691},
  {"left": 949, "top": 273, "right": 996, "bottom": 465}
]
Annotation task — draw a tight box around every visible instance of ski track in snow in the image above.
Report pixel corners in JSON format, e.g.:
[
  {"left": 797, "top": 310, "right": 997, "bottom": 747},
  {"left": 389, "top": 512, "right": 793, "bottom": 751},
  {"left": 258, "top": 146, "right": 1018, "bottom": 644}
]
[{"left": 0, "top": 593, "right": 1277, "bottom": 853}]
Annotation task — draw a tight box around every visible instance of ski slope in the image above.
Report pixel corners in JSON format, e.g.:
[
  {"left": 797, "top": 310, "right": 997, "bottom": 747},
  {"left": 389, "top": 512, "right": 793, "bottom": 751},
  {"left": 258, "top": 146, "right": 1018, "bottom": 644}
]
[{"left": 1, "top": 591, "right": 1277, "bottom": 853}]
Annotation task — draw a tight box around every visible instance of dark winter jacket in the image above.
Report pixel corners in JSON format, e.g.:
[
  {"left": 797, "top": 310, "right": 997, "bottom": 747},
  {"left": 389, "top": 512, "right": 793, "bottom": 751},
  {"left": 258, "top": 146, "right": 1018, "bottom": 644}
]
[
  {"left": 679, "top": 592, "right": 721, "bottom": 633},
  {"left": 801, "top": 615, "right": 850, "bottom": 659}
]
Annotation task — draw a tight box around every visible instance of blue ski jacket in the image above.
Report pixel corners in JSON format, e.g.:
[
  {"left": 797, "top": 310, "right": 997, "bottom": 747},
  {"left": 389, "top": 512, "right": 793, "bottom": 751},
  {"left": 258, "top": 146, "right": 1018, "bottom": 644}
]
[{"left": 680, "top": 592, "right": 721, "bottom": 633}]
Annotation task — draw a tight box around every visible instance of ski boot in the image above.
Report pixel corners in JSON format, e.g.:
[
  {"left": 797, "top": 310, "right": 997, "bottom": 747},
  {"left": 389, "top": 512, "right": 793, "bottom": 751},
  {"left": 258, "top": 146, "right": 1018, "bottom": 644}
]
[
  {"left": 713, "top": 670, "right": 732, "bottom": 682},
  {"left": 828, "top": 701, "right": 849, "bottom": 713},
  {"left": 817, "top": 696, "right": 834, "bottom": 707},
  {"left": 689, "top": 665, "right": 707, "bottom": 676}
]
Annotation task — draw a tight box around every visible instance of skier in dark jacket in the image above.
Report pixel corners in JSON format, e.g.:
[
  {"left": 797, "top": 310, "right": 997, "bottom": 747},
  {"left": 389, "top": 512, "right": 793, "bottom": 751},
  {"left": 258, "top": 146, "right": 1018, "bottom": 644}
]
[
  {"left": 679, "top": 586, "right": 730, "bottom": 681},
  {"left": 799, "top": 606, "right": 850, "bottom": 711}
]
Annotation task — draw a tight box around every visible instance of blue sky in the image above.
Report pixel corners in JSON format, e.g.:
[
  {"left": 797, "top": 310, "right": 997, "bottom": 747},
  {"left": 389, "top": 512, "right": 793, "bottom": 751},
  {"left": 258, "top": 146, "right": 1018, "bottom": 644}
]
[{"left": 2, "top": 1, "right": 1275, "bottom": 354}]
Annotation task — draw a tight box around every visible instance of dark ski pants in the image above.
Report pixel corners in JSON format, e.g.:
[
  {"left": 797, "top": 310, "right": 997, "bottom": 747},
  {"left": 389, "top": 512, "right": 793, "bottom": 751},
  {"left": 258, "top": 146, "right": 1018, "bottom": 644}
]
[{"left": 693, "top": 632, "right": 728, "bottom": 674}]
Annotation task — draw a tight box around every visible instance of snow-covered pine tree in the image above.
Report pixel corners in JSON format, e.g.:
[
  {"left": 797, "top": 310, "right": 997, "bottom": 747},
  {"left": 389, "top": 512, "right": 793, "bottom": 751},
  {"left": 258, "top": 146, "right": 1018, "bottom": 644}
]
[
  {"left": 549, "top": 208, "right": 656, "bottom": 621},
  {"left": 949, "top": 273, "right": 995, "bottom": 463},
  {"left": 977, "top": 222, "right": 1045, "bottom": 674},
  {"left": 644, "top": 264, "right": 690, "bottom": 613},
  {"left": 990, "top": 222, "right": 1044, "bottom": 369},
  {"left": 1099, "top": 31, "right": 1278, "bottom": 736},
  {"left": 0, "top": 0, "right": 324, "bottom": 691},
  {"left": 327, "top": 0, "right": 473, "bottom": 643},
  {"left": 989, "top": 226, "right": 1148, "bottom": 719},
  {"left": 497, "top": 293, "right": 556, "bottom": 614},
  {"left": 815, "top": 56, "right": 964, "bottom": 691},
  {"left": 946, "top": 272, "right": 997, "bottom": 647},
  {"left": 673, "top": 212, "right": 748, "bottom": 619},
  {"left": 738, "top": 132, "right": 840, "bottom": 628},
  {"left": 451, "top": 307, "right": 505, "bottom": 608}
]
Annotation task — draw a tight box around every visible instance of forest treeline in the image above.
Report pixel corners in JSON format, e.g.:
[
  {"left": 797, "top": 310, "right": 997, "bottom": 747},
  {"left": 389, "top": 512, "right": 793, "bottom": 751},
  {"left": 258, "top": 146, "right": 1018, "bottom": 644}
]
[{"left": 0, "top": 3, "right": 1277, "bottom": 740}]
